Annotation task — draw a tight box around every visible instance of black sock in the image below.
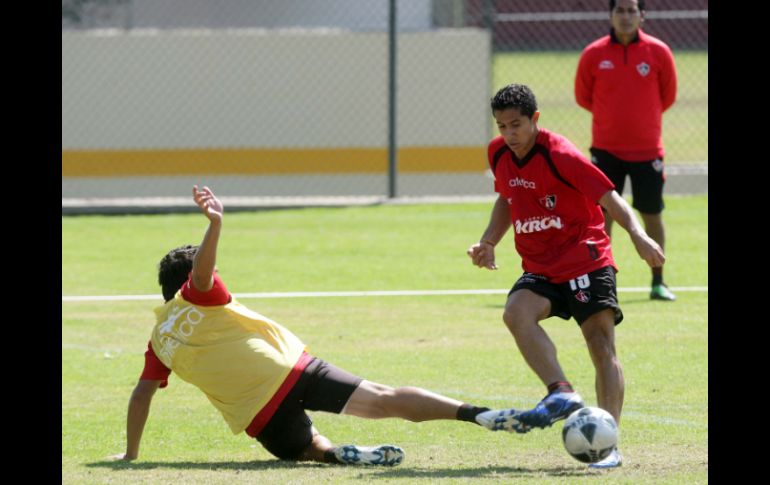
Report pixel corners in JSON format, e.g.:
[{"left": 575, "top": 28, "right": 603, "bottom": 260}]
[
  {"left": 652, "top": 268, "right": 663, "bottom": 286},
  {"left": 547, "top": 381, "right": 574, "bottom": 394},
  {"left": 325, "top": 449, "right": 340, "bottom": 464},
  {"left": 456, "top": 403, "right": 491, "bottom": 424}
]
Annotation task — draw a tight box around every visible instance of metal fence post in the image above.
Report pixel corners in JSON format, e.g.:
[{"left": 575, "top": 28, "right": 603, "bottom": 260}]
[{"left": 387, "top": 0, "right": 397, "bottom": 198}]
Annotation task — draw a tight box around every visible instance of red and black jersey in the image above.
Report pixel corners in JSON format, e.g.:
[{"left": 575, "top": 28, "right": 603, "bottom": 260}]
[
  {"left": 575, "top": 29, "right": 677, "bottom": 161},
  {"left": 489, "top": 129, "right": 617, "bottom": 283}
]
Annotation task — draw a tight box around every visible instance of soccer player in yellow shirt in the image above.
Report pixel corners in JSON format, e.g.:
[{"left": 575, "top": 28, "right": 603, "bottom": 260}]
[{"left": 112, "top": 185, "right": 525, "bottom": 466}]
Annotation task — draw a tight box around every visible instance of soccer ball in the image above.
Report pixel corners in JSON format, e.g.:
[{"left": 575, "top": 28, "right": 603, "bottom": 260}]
[{"left": 561, "top": 407, "right": 618, "bottom": 463}]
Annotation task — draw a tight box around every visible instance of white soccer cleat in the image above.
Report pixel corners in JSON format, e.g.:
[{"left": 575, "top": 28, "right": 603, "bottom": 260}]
[
  {"left": 333, "top": 444, "right": 405, "bottom": 466},
  {"left": 475, "top": 408, "right": 532, "bottom": 433},
  {"left": 588, "top": 448, "right": 623, "bottom": 469}
]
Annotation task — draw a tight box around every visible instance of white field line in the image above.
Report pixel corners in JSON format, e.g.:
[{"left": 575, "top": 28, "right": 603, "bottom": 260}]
[{"left": 62, "top": 286, "right": 708, "bottom": 303}]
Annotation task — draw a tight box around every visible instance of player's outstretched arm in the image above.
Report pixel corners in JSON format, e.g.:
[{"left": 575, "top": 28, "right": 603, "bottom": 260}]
[
  {"left": 110, "top": 379, "right": 162, "bottom": 461},
  {"left": 191, "top": 185, "right": 224, "bottom": 293},
  {"left": 599, "top": 190, "right": 665, "bottom": 268}
]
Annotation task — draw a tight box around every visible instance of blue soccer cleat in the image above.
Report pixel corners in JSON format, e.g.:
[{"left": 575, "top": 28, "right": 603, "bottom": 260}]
[
  {"left": 515, "top": 391, "right": 585, "bottom": 429},
  {"left": 333, "top": 444, "right": 404, "bottom": 466},
  {"left": 475, "top": 408, "right": 532, "bottom": 434}
]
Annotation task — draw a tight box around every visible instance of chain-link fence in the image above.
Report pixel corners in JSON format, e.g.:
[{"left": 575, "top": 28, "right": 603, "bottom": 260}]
[{"left": 62, "top": 0, "right": 707, "bottom": 207}]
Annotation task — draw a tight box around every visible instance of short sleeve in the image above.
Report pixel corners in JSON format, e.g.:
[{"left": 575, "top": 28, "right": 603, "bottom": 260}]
[
  {"left": 552, "top": 146, "right": 614, "bottom": 203},
  {"left": 140, "top": 341, "right": 171, "bottom": 388},
  {"left": 181, "top": 272, "right": 231, "bottom": 306}
]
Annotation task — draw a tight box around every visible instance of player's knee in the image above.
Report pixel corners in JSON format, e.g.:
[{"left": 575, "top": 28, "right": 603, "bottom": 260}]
[
  {"left": 369, "top": 386, "right": 428, "bottom": 422},
  {"left": 502, "top": 307, "right": 530, "bottom": 332},
  {"left": 584, "top": 332, "right": 616, "bottom": 361},
  {"left": 387, "top": 386, "right": 430, "bottom": 422}
]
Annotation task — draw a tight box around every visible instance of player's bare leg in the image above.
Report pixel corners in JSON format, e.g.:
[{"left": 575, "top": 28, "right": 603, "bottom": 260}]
[
  {"left": 331, "top": 380, "right": 464, "bottom": 467},
  {"left": 580, "top": 309, "right": 624, "bottom": 424},
  {"left": 342, "top": 379, "right": 524, "bottom": 433},
  {"left": 581, "top": 309, "right": 625, "bottom": 469},
  {"left": 323, "top": 381, "right": 470, "bottom": 467},
  {"left": 502, "top": 289, "right": 566, "bottom": 386},
  {"left": 500, "top": 290, "right": 584, "bottom": 431},
  {"left": 342, "top": 380, "right": 462, "bottom": 421}
]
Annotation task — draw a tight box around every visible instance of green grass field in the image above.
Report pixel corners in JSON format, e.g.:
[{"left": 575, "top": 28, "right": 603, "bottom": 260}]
[
  {"left": 62, "top": 196, "right": 708, "bottom": 484},
  {"left": 493, "top": 50, "right": 708, "bottom": 164}
]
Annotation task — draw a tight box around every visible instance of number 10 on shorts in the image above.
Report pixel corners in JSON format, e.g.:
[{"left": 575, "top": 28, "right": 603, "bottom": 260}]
[{"left": 569, "top": 274, "right": 590, "bottom": 291}]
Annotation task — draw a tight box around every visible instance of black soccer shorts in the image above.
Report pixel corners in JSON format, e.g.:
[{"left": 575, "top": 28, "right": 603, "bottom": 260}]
[
  {"left": 256, "top": 357, "right": 363, "bottom": 460},
  {"left": 590, "top": 147, "right": 665, "bottom": 214},
  {"left": 509, "top": 266, "right": 623, "bottom": 326}
]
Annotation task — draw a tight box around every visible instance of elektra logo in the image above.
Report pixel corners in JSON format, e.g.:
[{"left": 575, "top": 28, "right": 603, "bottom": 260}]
[
  {"left": 509, "top": 177, "right": 536, "bottom": 189},
  {"left": 514, "top": 216, "right": 563, "bottom": 234}
]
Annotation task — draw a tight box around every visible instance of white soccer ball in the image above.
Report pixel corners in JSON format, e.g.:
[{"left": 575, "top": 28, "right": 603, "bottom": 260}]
[{"left": 561, "top": 407, "right": 618, "bottom": 463}]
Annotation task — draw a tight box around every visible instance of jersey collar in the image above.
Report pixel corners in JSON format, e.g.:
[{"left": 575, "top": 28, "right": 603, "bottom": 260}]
[{"left": 508, "top": 131, "right": 546, "bottom": 169}]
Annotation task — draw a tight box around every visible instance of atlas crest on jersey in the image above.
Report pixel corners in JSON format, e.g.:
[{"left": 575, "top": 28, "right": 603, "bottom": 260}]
[
  {"left": 539, "top": 194, "right": 557, "bottom": 210},
  {"left": 636, "top": 62, "right": 650, "bottom": 76}
]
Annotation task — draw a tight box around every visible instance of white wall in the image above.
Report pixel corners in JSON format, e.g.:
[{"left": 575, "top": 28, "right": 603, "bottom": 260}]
[
  {"left": 129, "top": 0, "right": 432, "bottom": 31},
  {"left": 62, "top": 28, "right": 490, "bottom": 150}
]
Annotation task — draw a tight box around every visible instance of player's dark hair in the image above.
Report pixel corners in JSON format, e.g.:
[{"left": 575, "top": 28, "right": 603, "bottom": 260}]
[
  {"left": 158, "top": 245, "right": 198, "bottom": 302},
  {"left": 610, "top": 0, "right": 645, "bottom": 12},
  {"left": 490, "top": 84, "right": 538, "bottom": 118}
]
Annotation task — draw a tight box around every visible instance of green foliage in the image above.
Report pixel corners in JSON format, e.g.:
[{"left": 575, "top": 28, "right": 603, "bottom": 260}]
[{"left": 63, "top": 197, "right": 707, "bottom": 484}]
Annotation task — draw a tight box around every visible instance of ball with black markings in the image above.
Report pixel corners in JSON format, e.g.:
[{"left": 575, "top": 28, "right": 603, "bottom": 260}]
[{"left": 561, "top": 407, "right": 618, "bottom": 463}]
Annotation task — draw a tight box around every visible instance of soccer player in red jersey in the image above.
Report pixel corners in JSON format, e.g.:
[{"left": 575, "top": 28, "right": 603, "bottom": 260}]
[
  {"left": 467, "top": 83, "right": 666, "bottom": 468},
  {"left": 112, "top": 186, "right": 525, "bottom": 467},
  {"left": 575, "top": 0, "right": 678, "bottom": 301}
]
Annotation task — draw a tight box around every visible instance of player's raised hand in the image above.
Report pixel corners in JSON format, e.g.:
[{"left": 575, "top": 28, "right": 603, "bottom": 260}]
[
  {"left": 467, "top": 241, "right": 498, "bottom": 270},
  {"left": 192, "top": 185, "right": 223, "bottom": 222}
]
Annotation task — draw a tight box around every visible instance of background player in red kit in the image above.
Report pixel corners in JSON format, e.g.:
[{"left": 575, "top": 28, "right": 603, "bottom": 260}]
[
  {"left": 575, "top": 0, "right": 678, "bottom": 301},
  {"left": 466, "top": 83, "right": 665, "bottom": 468}
]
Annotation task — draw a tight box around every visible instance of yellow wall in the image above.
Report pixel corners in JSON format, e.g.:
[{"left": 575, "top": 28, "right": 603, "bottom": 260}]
[{"left": 62, "top": 146, "right": 487, "bottom": 176}]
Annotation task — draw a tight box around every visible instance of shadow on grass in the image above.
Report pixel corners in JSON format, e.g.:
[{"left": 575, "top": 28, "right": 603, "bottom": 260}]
[
  {"left": 367, "top": 465, "right": 596, "bottom": 479},
  {"left": 483, "top": 304, "right": 506, "bottom": 310},
  {"left": 86, "top": 459, "right": 326, "bottom": 471},
  {"left": 86, "top": 460, "right": 596, "bottom": 478}
]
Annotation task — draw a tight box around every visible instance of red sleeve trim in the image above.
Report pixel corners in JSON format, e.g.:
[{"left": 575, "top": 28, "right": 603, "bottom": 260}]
[
  {"left": 182, "top": 272, "right": 231, "bottom": 306},
  {"left": 244, "top": 352, "right": 315, "bottom": 437},
  {"left": 140, "top": 341, "right": 171, "bottom": 388}
]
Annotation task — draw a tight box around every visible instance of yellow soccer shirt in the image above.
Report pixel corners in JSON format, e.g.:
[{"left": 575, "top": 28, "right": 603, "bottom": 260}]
[{"left": 150, "top": 282, "right": 308, "bottom": 434}]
